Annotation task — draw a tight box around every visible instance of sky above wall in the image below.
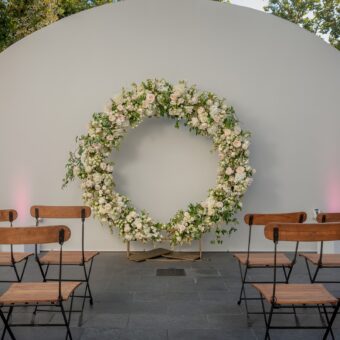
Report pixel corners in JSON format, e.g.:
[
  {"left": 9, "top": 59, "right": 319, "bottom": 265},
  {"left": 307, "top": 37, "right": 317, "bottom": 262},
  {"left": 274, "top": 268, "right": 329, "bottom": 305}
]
[{"left": 231, "top": 0, "right": 267, "bottom": 11}]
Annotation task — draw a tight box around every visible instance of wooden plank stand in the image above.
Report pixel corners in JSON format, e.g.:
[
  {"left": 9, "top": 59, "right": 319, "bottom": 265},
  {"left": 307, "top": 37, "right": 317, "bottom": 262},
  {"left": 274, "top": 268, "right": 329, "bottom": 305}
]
[{"left": 127, "top": 239, "right": 202, "bottom": 262}]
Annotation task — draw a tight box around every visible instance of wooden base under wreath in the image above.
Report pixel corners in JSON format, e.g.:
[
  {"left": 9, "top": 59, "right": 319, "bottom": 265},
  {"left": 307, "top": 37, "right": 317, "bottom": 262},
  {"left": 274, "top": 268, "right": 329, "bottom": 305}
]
[{"left": 126, "top": 239, "right": 202, "bottom": 262}]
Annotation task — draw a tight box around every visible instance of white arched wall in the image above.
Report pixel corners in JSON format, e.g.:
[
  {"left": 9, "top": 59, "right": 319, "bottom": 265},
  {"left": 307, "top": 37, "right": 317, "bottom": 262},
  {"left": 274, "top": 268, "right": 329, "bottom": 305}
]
[{"left": 0, "top": 0, "right": 339, "bottom": 252}]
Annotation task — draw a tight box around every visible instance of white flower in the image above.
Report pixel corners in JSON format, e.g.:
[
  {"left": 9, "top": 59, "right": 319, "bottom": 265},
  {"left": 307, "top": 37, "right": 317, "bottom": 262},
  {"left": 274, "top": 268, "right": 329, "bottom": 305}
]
[
  {"left": 146, "top": 93, "right": 155, "bottom": 103},
  {"left": 86, "top": 180, "right": 93, "bottom": 187},
  {"left": 236, "top": 166, "right": 245, "bottom": 174},
  {"left": 191, "top": 117, "right": 199, "bottom": 127},
  {"left": 73, "top": 166, "right": 80, "bottom": 175},
  {"left": 225, "top": 167, "right": 234, "bottom": 175},
  {"left": 235, "top": 172, "right": 246, "bottom": 183},
  {"left": 242, "top": 141, "right": 250, "bottom": 150},
  {"left": 233, "top": 140, "right": 242, "bottom": 148},
  {"left": 197, "top": 107, "right": 205, "bottom": 115},
  {"left": 216, "top": 202, "right": 223, "bottom": 209},
  {"left": 234, "top": 126, "right": 241, "bottom": 135},
  {"left": 100, "top": 162, "right": 107, "bottom": 171},
  {"left": 224, "top": 129, "right": 232, "bottom": 137}
]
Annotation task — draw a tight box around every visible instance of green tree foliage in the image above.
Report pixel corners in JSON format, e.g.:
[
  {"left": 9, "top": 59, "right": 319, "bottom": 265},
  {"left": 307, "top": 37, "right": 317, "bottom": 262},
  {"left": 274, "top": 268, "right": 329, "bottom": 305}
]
[
  {"left": 264, "top": 0, "right": 340, "bottom": 50},
  {"left": 0, "top": 0, "right": 111, "bottom": 52}
]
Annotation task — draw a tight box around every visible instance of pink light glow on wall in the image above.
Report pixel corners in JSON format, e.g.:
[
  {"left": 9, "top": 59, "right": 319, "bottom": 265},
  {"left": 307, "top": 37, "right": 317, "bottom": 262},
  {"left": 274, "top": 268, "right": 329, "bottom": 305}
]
[
  {"left": 10, "top": 172, "right": 32, "bottom": 224},
  {"left": 326, "top": 169, "right": 340, "bottom": 212}
]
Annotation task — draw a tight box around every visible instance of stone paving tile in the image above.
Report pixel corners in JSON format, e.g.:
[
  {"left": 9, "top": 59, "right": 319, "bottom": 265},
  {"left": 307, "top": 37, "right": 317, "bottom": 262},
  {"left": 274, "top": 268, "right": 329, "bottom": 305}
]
[{"left": 0, "top": 252, "right": 339, "bottom": 339}]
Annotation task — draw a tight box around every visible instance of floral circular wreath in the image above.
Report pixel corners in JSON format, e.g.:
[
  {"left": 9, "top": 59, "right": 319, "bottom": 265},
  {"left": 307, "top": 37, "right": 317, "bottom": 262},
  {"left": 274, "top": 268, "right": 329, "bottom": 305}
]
[{"left": 63, "top": 79, "right": 254, "bottom": 245}]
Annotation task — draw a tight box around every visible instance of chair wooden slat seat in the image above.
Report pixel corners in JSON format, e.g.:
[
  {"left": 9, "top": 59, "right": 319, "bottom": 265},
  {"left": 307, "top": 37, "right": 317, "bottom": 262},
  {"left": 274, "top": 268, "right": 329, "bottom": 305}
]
[
  {"left": 0, "top": 282, "right": 81, "bottom": 305},
  {"left": 39, "top": 251, "right": 99, "bottom": 265},
  {"left": 253, "top": 283, "right": 338, "bottom": 305},
  {"left": 299, "top": 253, "right": 340, "bottom": 266},
  {"left": 0, "top": 252, "right": 33, "bottom": 265},
  {"left": 233, "top": 252, "right": 292, "bottom": 267}
]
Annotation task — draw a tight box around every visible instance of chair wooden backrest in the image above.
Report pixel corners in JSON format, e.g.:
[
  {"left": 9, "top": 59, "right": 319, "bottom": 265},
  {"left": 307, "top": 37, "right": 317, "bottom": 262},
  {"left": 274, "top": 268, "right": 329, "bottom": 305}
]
[
  {"left": 243, "top": 212, "right": 307, "bottom": 266},
  {"left": 30, "top": 206, "right": 91, "bottom": 219},
  {"left": 244, "top": 212, "right": 307, "bottom": 225},
  {"left": 30, "top": 205, "right": 91, "bottom": 264},
  {"left": 265, "top": 223, "right": 340, "bottom": 242},
  {"left": 0, "top": 226, "right": 71, "bottom": 244},
  {"left": 0, "top": 209, "right": 18, "bottom": 224},
  {"left": 315, "top": 213, "right": 340, "bottom": 264},
  {"left": 317, "top": 213, "right": 340, "bottom": 223}
]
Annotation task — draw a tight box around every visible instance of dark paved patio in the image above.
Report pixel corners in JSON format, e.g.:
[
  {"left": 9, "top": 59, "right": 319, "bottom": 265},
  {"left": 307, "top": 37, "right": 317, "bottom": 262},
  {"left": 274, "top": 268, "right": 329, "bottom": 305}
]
[{"left": 1, "top": 252, "right": 339, "bottom": 339}]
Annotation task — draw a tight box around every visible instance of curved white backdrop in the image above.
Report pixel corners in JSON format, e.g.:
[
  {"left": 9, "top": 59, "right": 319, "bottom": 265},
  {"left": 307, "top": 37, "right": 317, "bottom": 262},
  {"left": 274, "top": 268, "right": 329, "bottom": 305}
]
[{"left": 0, "top": 0, "right": 339, "bottom": 252}]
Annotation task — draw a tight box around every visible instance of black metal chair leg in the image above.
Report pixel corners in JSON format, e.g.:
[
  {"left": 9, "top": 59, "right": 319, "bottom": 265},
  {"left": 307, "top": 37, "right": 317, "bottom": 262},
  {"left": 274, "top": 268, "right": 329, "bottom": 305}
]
[
  {"left": 322, "top": 304, "right": 336, "bottom": 340},
  {"left": 237, "top": 262, "right": 248, "bottom": 305},
  {"left": 323, "top": 302, "right": 340, "bottom": 340},
  {"left": 82, "top": 259, "right": 94, "bottom": 308},
  {"left": 0, "top": 308, "right": 15, "bottom": 340},
  {"left": 264, "top": 305, "right": 274, "bottom": 340},
  {"left": 60, "top": 303, "right": 72, "bottom": 340},
  {"left": 260, "top": 294, "right": 271, "bottom": 340}
]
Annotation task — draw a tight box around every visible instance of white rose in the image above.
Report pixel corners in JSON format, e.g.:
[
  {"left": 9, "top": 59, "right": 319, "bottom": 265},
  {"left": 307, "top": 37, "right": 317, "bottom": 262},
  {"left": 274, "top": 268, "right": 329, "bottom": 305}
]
[
  {"left": 86, "top": 180, "right": 93, "bottom": 187},
  {"left": 236, "top": 166, "right": 245, "bottom": 174},
  {"left": 105, "top": 203, "right": 112, "bottom": 211},
  {"left": 225, "top": 167, "right": 234, "bottom": 175},
  {"left": 224, "top": 129, "right": 232, "bottom": 137},
  {"left": 233, "top": 140, "right": 242, "bottom": 148},
  {"left": 216, "top": 202, "right": 223, "bottom": 209},
  {"left": 170, "top": 93, "right": 178, "bottom": 102},
  {"left": 146, "top": 93, "right": 155, "bottom": 103},
  {"left": 197, "top": 107, "right": 205, "bottom": 115}
]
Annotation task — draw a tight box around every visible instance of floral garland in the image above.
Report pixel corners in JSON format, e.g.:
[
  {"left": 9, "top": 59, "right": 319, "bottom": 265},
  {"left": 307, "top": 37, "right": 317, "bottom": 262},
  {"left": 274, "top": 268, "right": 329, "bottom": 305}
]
[{"left": 63, "top": 79, "right": 255, "bottom": 245}]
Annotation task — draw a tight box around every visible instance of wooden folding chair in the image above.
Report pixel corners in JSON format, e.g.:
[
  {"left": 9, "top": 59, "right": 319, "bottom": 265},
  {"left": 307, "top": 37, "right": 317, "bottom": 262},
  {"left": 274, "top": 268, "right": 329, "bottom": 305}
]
[
  {"left": 0, "top": 209, "right": 33, "bottom": 282},
  {"left": 300, "top": 212, "right": 340, "bottom": 283},
  {"left": 253, "top": 223, "right": 340, "bottom": 340},
  {"left": 0, "top": 225, "right": 81, "bottom": 340},
  {"left": 30, "top": 205, "right": 98, "bottom": 313},
  {"left": 232, "top": 212, "right": 307, "bottom": 315}
]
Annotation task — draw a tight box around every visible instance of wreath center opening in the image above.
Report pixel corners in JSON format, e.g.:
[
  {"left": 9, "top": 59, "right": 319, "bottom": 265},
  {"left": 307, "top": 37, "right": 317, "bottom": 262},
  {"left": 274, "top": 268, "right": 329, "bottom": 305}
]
[{"left": 111, "top": 117, "right": 218, "bottom": 223}]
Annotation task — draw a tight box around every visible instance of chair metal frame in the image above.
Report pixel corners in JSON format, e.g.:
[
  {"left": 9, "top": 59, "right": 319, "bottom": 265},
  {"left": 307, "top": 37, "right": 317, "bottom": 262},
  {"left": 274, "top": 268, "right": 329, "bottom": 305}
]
[
  {"left": 303, "top": 212, "right": 340, "bottom": 284},
  {"left": 257, "top": 223, "right": 340, "bottom": 340},
  {"left": 0, "top": 209, "right": 32, "bottom": 282},
  {"left": 31, "top": 206, "right": 96, "bottom": 314},
  {"left": 235, "top": 212, "right": 307, "bottom": 315},
  {"left": 0, "top": 226, "right": 79, "bottom": 340}
]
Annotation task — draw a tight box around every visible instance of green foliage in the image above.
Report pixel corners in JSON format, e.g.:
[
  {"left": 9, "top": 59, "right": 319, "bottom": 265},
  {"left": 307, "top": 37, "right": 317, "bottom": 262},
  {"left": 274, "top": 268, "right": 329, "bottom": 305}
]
[
  {"left": 264, "top": 0, "right": 340, "bottom": 50},
  {"left": 0, "top": 0, "right": 112, "bottom": 53}
]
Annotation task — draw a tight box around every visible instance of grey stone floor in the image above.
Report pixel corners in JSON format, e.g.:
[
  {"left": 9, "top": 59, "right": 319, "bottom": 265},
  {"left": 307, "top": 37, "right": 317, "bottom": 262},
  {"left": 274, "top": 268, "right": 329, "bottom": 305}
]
[{"left": 1, "top": 252, "right": 340, "bottom": 339}]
